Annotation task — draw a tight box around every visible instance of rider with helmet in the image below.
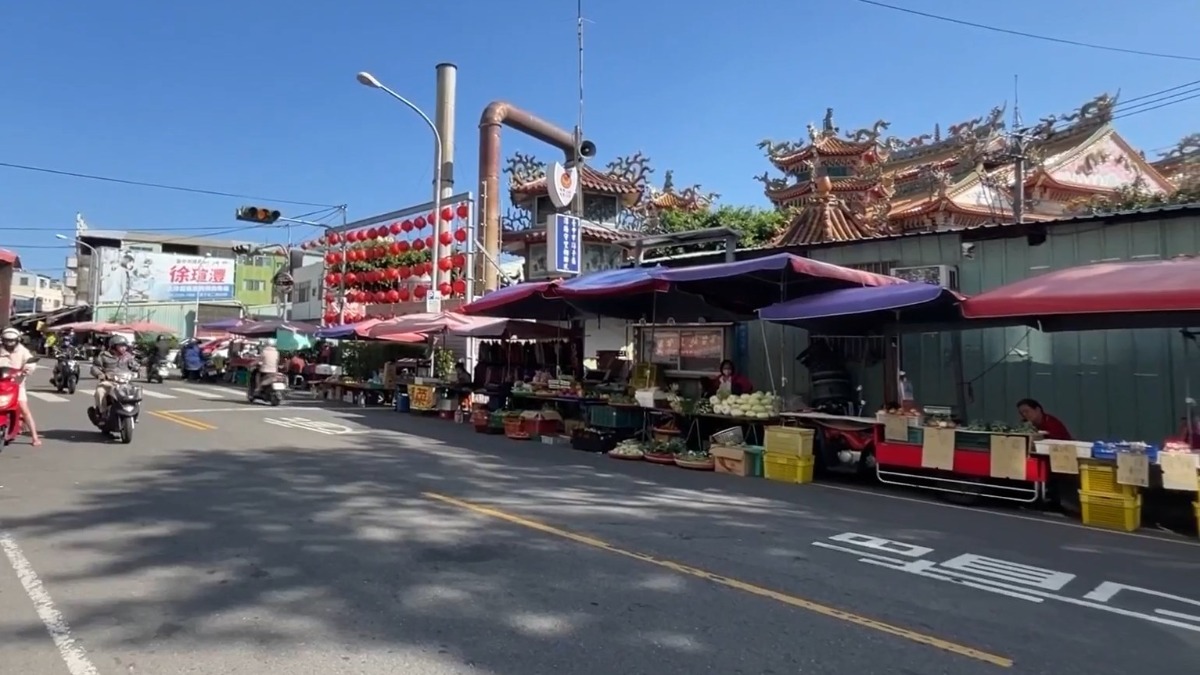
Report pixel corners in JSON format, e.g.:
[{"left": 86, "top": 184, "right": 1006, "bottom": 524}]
[
  {"left": 0, "top": 327, "right": 40, "bottom": 446},
  {"left": 253, "top": 337, "right": 280, "bottom": 392},
  {"left": 90, "top": 335, "right": 137, "bottom": 421}
]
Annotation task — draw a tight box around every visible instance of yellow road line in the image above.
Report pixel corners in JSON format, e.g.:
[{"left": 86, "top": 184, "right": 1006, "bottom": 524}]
[
  {"left": 148, "top": 410, "right": 215, "bottom": 431},
  {"left": 424, "top": 491, "right": 1013, "bottom": 668}
]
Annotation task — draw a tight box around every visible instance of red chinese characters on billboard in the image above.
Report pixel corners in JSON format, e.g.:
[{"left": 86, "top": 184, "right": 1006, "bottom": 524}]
[{"left": 168, "top": 266, "right": 228, "bottom": 284}]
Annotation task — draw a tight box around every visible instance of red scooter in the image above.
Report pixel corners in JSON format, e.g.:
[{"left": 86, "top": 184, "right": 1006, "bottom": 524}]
[{"left": 0, "top": 366, "right": 24, "bottom": 446}]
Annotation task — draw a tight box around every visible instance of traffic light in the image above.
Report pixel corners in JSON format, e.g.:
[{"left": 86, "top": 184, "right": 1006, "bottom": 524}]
[
  {"left": 235, "top": 206, "right": 282, "bottom": 224},
  {"left": 231, "top": 244, "right": 255, "bottom": 255}
]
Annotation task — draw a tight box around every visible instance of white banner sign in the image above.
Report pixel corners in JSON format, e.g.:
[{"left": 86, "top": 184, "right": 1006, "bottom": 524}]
[{"left": 96, "top": 248, "right": 236, "bottom": 303}]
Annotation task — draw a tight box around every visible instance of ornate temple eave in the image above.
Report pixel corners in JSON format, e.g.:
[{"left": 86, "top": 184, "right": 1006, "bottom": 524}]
[{"left": 764, "top": 176, "right": 882, "bottom": 203}]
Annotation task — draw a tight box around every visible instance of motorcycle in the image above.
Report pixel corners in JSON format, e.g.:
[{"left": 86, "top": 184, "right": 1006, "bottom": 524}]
[
  {"left": 0, "top": 366, "right": 24, "bottom": 447},
  {"left": 88, "top": 369, "right": 143, "bottom": 444},
  {"left": 146, "top": 357, "right": 169, "bottom": 383},
  {"left": 50, "top": 350, "right": 80, "bottom": 394},
  {"left": 247, "top": 370, "right": 286, "bottom": 407}
]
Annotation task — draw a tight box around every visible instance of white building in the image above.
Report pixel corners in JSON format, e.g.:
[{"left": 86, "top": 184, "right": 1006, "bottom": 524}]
[
  {"left": 12, "top": 272, "right": 65, "bottom": 314},
  {"left": 290, "top": 260, "right": 326, "bottom": 321}
]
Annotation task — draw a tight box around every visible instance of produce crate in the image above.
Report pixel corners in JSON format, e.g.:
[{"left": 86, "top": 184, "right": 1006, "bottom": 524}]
[
  {"left": 571, "top": 429, "right": 618, "bottom": 453},
  {"left": 470, "top": 409, "right": 491, "bottom": 432},
  {"left": 588, "top": 405, "right": 644, "bottom": 429},
  {"left": 764, "top": 453, "right": 815, "bottom": 484},
  {"left": 712, "top": 444, "right": 764, "bottom": 477},
  {"left": 1078, "top": 459, "right": 1139, "bottom": 497},
  {"left": 1079, "top": 491, "right": 1141, "bottom": 532},
  {"left": 503, "top": 418, "right": 531, "bottom": 440},
  {"left": 764, "top": 426, "right": 814, "bottom": 458}
]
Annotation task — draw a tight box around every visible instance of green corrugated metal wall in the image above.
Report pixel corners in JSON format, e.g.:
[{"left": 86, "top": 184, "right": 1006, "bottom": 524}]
[{"left": 742, "top": 213, "right": 1200, "bottom": 442}]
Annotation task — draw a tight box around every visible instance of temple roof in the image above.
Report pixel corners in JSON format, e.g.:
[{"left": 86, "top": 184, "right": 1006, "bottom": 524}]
[
  {"left": 773, "top": 177, "right": 878, "bottom": 245},
  {"left": 510, "top": 164, "right": 641, "bottom": 205},
  {"left": 506, "top": 151, "right": 649, "bottom": 209}
]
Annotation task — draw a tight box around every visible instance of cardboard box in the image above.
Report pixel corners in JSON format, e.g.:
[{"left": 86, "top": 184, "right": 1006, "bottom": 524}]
[{"left": 712, "top": 444, "right": 750, "bottom": 477}]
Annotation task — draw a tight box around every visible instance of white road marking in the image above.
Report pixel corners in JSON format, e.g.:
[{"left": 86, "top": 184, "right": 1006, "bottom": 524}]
[
  {"left": 161, "top": 405, "right": 316, "bottom": 414},
  {"left": 169, "top": 386, "right": 228, "bottom": 398},
  {"left": 140, "top": 389, "right": 177, "bottom": 399},
  {"left": 0, "top": 532, "right": 99, "bottom": 675},
  {"left": 26, "top": 391, "right": 69, "bottom": 403}
]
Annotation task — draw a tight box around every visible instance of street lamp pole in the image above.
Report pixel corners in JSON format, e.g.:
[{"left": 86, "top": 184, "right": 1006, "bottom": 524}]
[
  {"left": 355, "top": 71, "right": 444, "bottom": 306},
  {"left": 193, "top": 252, "right": 212, "bottom": 338}
]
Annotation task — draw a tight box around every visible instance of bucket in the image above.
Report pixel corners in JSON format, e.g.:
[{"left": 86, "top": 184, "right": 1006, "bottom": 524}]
[{"left": 395, "top": 393, "right": 410, "bottom": 413}]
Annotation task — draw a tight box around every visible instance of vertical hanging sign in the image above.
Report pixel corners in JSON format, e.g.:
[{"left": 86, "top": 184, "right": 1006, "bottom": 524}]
[
  {"left": 547, "top": 214, "right": 582, "bottom": 275},
  {"left": 547, "top": 162, "right": 579, "bottom": 209}
]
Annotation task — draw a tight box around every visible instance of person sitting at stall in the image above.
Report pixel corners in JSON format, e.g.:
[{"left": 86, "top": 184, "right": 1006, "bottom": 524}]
[
  {"left": 453, "top": 361, "right": 472, "bottom": 385},
  {"left": 712, "top": 359, "right": 753, "bottom": 396},
  {"left": 1016, "top": 398, "right": 1072, "bottom": 440}
]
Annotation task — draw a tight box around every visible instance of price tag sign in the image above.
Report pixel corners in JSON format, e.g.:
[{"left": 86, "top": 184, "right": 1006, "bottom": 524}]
[
  {"left": 1047, "top": 444, "right": 1080, "bottom": 474},
  {"left": 409, "top": 385, "right": 437, "bottom": 410},
  {"left": 1116, "top": 452, "right": 1150, "bottom": 487}
]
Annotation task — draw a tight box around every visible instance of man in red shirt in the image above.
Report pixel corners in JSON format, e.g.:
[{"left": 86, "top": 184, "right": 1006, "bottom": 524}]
[{"left": 1017, "top": 398, "right": 1072, "bottom": 440}]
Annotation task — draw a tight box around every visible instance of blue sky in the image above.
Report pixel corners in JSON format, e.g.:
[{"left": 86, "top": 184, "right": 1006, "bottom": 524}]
[{"left": 2, "top": 1, "right": 1198, "bottom": 275}]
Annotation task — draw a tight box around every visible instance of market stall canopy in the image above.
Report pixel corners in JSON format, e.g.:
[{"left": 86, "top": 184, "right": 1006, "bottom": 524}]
[
  {"left": 0, "top": 248, "right": 20, "bottom": 266},
  {"left": 449, "top": 317, "right": 568, "bottom": 340},
  {"left": 359, "top": 311, "right": 478, "bottom": 339},
  {"left": 118, "top": 321, "right": 177, "bottom": 334},
  {"left": 374, "top": 332, "right": 430, "bottom": 344},
  {"left": 458, "top": 280, "right": 572, "bottom": 320},
  {"left": 556, "top": 253, "right": 905, "bottom": 321},
  {"left": 314, "top": 318, "right": 383, "bottom": 340},
  {"left": 758, "top": 282, "right": 963, "bottom": 332},
  {"left": 47, "top": 321, "right": 123, "bottom": 333},
  {"left": 961, "top": 256, "right": 1200, "bottom": 331},
  {"left": 199, "top": 317, "right": 247, "bottom": 331},
  {"left": 229, "top": 320, "right": 316, "bottom": 337}
]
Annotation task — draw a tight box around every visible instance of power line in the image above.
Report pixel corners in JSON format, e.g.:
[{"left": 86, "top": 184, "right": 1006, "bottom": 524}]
[
  {"left": 0, "top": 161, "right": 339, "bottom": 208},
  {"left": 854, "top": 1, "right": 1200, "bottom": 62}
]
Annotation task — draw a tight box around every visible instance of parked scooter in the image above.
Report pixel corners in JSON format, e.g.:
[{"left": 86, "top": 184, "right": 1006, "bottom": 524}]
[
  {"left": 145, "top": 356, "right": 170, "bottom": 383},
  {"left": 88, "top": 369, "right": 143, "bottom": 444},
  {"left": 0, "top": 366, "right": 24, "bottom": 447},
  {"left": 50, "top": 348, "right": 81, "bottom": 394},
  {"left": 247, "top": 369, "right": 286, "bottom": 407}
]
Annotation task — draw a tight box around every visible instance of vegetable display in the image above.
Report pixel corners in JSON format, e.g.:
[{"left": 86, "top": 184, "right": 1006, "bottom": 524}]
[{"left": 709, "top": 391, "right": 779, "bottom": 419}]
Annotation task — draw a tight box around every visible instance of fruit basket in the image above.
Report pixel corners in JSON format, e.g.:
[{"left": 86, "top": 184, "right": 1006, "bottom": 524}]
[
  {"left": 644, "top": 439, "right": 685, "bottom": 465},
  {"left": 503, "top": 415, "right": 531, "bottom": 440},
  {"left": 674, "top": 450, "right": 714, "bottom": 471},
  {"left": 607, "top": 439, "right": 645, "bottom": 460},
  {"left": 471, "top": 409, "right": 491, "bottom": 433}
]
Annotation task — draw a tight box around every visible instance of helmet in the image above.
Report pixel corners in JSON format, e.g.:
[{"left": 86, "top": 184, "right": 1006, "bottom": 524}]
[
  {"left": 109, "top": 335, "right": 129, "bottom": 348},
  {"left": 0, "top": 328, "right": 19, "bottom": 344}
]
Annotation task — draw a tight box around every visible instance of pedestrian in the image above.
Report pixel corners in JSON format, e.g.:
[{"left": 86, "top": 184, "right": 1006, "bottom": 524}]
[{"left": 0, "top": 327, "right": 41, "bottom": 446}]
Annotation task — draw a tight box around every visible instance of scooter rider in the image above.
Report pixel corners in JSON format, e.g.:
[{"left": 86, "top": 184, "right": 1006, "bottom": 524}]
[
  {"left": 90, "top": 335, "right": 137, "bottom": 421},
  {"left": 0, "top": 327, "right": 41, "bottom": 446},
  {"left": 148, "top": 334, "right": 171, "bottom": 370},
  {"left": 253, "top": 338, "right": 280, "bottom": 392}
]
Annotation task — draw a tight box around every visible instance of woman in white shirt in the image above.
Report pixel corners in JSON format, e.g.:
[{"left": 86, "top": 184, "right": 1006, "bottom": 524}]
[{"left": 0, "top": 327, "right": 41, "bottom": 446}]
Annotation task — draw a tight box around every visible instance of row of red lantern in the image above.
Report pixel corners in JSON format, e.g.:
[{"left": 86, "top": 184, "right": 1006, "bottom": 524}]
[
  {"left": 323, "top": 229, "right": 467, "bottom": 265},
  {"left": 299, "top": 204, "right": 472, "bottom": 250},
  {"left": 331, "top": 279, "right": 468, "bottom": 306},
  {"left": 324, "top": 257, "right": 466, "bottom": 287}
]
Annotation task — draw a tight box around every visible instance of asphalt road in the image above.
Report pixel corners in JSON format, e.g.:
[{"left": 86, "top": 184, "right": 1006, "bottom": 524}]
[{"left": 1, "top": 379, "right": 1199, "bottom": 674}]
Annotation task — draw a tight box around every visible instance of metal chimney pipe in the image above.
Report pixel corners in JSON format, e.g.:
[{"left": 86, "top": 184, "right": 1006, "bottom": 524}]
[
  {"left": 477, "top": 101, "right": 577, "bottom": 292},
  {"left": 433, "top": 63, "right": 457, "bottom": 293}
]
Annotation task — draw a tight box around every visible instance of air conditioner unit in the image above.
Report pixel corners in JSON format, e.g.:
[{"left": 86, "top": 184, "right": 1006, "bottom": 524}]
[{"left": 889, "top": 264, "right": 958, "bottom": 290}]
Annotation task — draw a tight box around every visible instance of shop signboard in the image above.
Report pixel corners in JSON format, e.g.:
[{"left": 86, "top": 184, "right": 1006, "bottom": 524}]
[
  {"left": 546, "top": 213, "right": 581, "bottom": 275},
  {"left": 96, "top": 248, "right": 236, "bottom": 303}
]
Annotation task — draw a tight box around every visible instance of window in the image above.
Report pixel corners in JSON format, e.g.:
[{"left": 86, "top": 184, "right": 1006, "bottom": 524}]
[
  {"left": 244, "top": 279, "right": 266, "bottom": 291},
  {"left": 16, "top": 275, "right": 29, "bottom": 286},
  {"left": 38, "top": 278, "right": 48, "bottom": 288},
  {"left": 296, "top": 281, "right": 312, "bottom": 301}
]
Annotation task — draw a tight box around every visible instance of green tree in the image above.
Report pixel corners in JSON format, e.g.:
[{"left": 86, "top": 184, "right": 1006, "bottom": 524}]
[
  {"left": 655, "top": 205, "right": 787, "bottom": 250},
  {"left": 1065, "top": 176, "right": 1200, "bottom": 216}
]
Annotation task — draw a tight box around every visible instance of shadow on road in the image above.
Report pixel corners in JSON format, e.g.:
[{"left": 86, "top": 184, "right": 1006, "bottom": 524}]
[{"left": 2, "top": 412, "right": 1197, "bottom": 673}]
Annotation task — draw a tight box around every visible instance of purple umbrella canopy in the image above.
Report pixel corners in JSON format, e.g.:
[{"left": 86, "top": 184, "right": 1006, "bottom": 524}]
[{"left": 758, "top": 283, "right": 963, "bottom": 329}]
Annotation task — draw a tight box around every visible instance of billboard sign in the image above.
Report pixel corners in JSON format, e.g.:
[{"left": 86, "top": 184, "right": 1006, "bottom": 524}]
[{"left": 96, "top": 248, "right": 236, "bottom": 303}]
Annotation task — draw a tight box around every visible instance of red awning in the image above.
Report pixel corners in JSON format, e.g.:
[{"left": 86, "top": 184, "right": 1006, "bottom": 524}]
[
  {"left": 962, "top": 257, "right": 1200, "bottom": 328},
  {"left": 0, "top": 249, "right": 21, "bottom": 266}
]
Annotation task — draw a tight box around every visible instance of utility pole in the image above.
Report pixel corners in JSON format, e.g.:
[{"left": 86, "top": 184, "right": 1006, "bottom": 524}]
[
  {"left": 1010, "top": 131, "right": 1027, "bottom": 225},
  {"left": 572, "top": 0, "right": 586, "bottom": 217}
]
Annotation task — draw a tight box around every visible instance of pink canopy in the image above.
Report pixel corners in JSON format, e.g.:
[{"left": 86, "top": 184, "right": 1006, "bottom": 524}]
[
  {"left": 118, "top": 321, "right": 177, "bottom": 334},
  {"left": 357, "top": 311, "right": 479, "bottom": 339},
  {"left": 48, "top": 321, "right": 123, "bottom": 333},
  {"left": 359, "top": 311, "right": 563, "bottom": 341}
]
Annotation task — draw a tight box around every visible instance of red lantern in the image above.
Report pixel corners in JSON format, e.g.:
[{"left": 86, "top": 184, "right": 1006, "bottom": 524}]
[
  {"left": 413, "top": 238, "right": 425, "bottom": 251},
  {"left": 324, "top": 293, "right": 336, "bottom": 303},
  {"left": 397, "top": 240, "right": 410, "bottom": 253},
  {"left": 388, "top": 242, "right": 401, "bottom": 255},
  {"left": 386, "top": 267, "right": 400, "bottom": 281},
  {"left": 452, "top": 253, "right": 466, "bottom": 269},
  {"left": 325, "top": 273, "right": 338, "bottom": 285},
  {"left": 413, "top": 285, "right": 427, "bottom": 299},
  {"left": 385, "top": 289, "right": 400, "bottom": 303},
  {"left": 401, "top": 219, "right": 414, "bottom": 232},
  {"left": 424, "top": 235, "right": 434, "bottom": 249},
  {"left": 397, "top": 287, "right": 410, "bottom": 302},
  {"left": 328, "top": 233, "right": 341, "bottom": 244},
  {"left": 358, "top": 229, "right": 370, "bottom": 241},
  {"left": 438, "top": 281, "right": 452, "bottom": 297},
  {"left": 454, "top": 228, "right": 468, "bottom": 243},
  {"left": 427, "top": 213, "right": 436, "bottom": 225},
  {"left": 363, "top": 227, "right": 375, "bottom": 239},
  {"left": 439, "top": 231, "right": 453, "bottom": 246},
  {"left": 324, "top": 312, "right": 337, "bottom": 324},
  {"left": 441, "top": 206, "right": 453, "bottom": 222},
  {"left": 452, "top": 279, "right": 467, "bottom": 295},
  {"left": 345, "top": 272, "right": 358, "bottom": 285},
  {"left": 438, "top": 257, "right": 452, "bottom": 272},
  {"left": 376, "top": 291, "right": 390, "bottom": 303},
  {"left": 325, "top": 252, "right": 337, "bottom": 264},
  {"left": 389, "top": 222, "right": 402, "bottom": 235},
  {"left": 414, "top": 216, "right": 427, "bottom": 229},
  {"left": 330, "top": 251, "right": 343, "bottom": 265},
  {"left": 456, "top": 203, "right": 469, "bottom": 219},
  {"left": 400, "top": 266, "right": 413, "bottom": 279}
]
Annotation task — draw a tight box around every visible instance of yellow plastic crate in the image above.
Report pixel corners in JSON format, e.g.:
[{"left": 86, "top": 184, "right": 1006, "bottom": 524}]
[
  {"left": 764, "top": 426, "right": 814, "bottom": 458},
  {"left": 1079, "top": 460, "right": 1138, "bottom": 497},
  {"left": 764, "top": 453, "right": 815, "bottom": 484},
  {"left": 1079, "top": 491, "right": 1142, "bottom": 532}
]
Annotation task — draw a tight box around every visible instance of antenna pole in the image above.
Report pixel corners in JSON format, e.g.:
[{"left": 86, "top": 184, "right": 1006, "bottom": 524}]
[{"left": 572, "top": 0, "right": 586, "bottom": 217}]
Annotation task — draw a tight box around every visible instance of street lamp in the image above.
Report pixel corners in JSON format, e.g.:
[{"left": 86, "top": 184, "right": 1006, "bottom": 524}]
[
  {"left": 193, "top": 252, "right": 212, "bottom": 338},
  {"left": 56, "top": 233, "right": 101, "bottom": 308},
  {"left": 355, "top": 70, "right": 444, "bottom": 306}
]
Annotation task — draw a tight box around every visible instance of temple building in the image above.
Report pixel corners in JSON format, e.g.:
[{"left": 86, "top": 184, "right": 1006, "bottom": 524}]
[
  {"left": 757, "top": 94, "right": 1176, "bottom": 246},
  {"left": 1151, "top": 133, "right": 1199, "bottom": 189}
]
